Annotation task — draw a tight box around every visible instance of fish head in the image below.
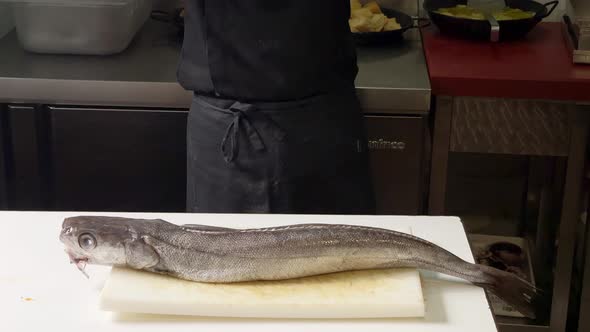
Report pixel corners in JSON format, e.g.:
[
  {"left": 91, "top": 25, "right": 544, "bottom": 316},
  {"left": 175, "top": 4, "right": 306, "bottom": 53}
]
[{"left": 60, "top": 216, "right": 131, "bottom": 268}]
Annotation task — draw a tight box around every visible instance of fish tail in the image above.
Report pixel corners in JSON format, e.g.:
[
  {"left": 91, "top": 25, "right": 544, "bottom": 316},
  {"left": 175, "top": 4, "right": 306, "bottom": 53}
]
[{"left": 473, "top": 264, "right": 542, "bottom": 319}]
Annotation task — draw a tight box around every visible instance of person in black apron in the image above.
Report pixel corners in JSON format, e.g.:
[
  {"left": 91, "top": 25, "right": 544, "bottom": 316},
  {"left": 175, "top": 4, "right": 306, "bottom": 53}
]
[{"left": 177, "top": 1, "right": 375, "bottom": 214}]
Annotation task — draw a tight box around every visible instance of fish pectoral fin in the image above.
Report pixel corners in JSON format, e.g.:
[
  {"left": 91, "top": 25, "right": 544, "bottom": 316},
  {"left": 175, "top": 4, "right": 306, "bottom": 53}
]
[
  {"left": 181, "top": 224, "right": 239, "bottom": 232},
  {"left": 124, "top": 236, "right": 160, "bottom": 270}
]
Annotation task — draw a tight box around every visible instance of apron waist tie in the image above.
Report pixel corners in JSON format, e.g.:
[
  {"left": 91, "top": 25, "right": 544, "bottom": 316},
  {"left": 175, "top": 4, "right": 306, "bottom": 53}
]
[{"left": 220, "top": 101, "right": 285, "bottom": 163}]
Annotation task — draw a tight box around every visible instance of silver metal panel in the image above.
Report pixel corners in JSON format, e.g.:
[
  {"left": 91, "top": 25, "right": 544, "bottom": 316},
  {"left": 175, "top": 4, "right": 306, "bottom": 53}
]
[{"left": 0, "top": 78, "right": 193, "bottom": 109}]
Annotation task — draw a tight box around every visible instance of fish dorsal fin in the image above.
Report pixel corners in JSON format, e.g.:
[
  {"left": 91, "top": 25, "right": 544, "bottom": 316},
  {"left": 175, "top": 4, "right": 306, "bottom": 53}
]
[{"left": 181, "top": 224, "right": 239, "bottom": 232}]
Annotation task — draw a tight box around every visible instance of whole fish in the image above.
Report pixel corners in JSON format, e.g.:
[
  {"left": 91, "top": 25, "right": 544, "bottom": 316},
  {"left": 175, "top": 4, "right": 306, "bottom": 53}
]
[{"left": 59, "top": 216, "right": 539, "bottom": 318}]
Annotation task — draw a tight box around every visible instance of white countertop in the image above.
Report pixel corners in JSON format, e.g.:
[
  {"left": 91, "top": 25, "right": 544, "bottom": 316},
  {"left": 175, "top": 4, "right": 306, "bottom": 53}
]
[{"left": 0, "top": 211, "right": 497, "bottom": 332}]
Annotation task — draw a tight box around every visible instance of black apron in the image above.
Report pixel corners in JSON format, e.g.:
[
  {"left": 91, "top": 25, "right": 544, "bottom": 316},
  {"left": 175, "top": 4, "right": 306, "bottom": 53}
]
[
  {"left": 179, "top": 0, "right": 375, "bottom": 213},
  {"left": 186, "top": 91, "right": 375, "bottom": 214}
]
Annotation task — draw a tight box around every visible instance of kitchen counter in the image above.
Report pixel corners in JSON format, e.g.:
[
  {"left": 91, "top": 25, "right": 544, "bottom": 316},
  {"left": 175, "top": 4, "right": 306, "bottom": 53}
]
[
  {"left": 421, "top": 23, "right": 590, "bottom": 102},
  {"left": 0, "top": 211, "right": 497, "bottom": 332},
  {"left": 0, "top": 19, "right": 431, "bottom": 113}
]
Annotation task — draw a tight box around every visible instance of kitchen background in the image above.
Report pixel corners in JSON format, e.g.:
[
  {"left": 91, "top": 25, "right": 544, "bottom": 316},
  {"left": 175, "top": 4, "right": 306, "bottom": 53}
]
[{"left": 1, "top": 1, "right": 589, "bottom": 332}]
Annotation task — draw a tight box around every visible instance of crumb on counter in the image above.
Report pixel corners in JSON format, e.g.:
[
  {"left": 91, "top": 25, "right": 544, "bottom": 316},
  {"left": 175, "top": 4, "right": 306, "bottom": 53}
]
[{"left": 21, "top": 297, "right": 34, "bottom": 302}]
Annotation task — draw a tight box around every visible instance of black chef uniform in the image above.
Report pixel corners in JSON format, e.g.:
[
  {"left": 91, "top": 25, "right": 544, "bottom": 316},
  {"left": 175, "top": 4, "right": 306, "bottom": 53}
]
[{"left": 177, "top": 0, "right": 375, "bottom": 214}]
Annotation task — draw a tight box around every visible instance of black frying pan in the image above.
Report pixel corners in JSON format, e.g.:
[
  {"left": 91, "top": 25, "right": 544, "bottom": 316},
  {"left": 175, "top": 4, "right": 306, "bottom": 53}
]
[
  {"left": 352, "top": 8, "right": 429, "bottom": 46},
  {"left": 424, "top": 0, "right": 559, "bottom": 41}
]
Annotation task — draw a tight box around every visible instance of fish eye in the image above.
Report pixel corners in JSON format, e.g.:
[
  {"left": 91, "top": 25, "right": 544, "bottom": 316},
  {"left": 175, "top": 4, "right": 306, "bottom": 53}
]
[{"left": 78, "top": 233, "right": 97, "bottom": 250}]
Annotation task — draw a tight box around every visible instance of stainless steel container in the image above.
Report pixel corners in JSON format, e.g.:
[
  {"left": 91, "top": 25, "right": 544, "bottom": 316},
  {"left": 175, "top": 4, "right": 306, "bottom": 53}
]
[{"left": 6, "top": 0, "right": 153, "bottom": 55}]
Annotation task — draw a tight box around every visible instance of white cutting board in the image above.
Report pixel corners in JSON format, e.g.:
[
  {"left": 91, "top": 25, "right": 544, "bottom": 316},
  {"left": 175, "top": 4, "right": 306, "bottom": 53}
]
[
  {"left": 99, "top": 226, "right": 424, "bottom": 319},
  {"left": 100, "top": 267, "right": 424, "bottom": 318}
]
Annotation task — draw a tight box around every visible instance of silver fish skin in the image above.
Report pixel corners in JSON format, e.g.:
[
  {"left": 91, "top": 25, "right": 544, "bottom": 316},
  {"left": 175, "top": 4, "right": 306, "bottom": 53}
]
[{"left": 59, "top": 216, "right": 540, "bottom": 318}]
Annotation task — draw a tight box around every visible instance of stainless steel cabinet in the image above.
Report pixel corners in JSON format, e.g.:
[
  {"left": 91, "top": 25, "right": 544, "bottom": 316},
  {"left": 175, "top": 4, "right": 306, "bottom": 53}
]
[
  {"left": 45, "top": 106, "right": 188, "bottom": 212},
  {"left": 4, "top": 104, "right": 48, "bottom": 209},
  {"left": 1, "top": 104, "right": 428, "bottom": 214},
  {"left": 365, "top": 115, "right": 427, "bottom": 215}
]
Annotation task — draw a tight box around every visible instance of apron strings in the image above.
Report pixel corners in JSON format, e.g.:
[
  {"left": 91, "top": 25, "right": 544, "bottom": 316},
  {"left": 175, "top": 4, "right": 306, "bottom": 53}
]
[
  {"left": 194, "top": 97, "right": 286, "bottom": 163},
  {"left": 220, "top": 101, "right": 284, "bottom": 163}
]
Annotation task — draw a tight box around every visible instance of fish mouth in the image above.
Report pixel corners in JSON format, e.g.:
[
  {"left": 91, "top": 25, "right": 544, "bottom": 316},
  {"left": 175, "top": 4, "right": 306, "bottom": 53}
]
[{"left": 65, "top": 249, "right": 90, "bottom": 279}]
